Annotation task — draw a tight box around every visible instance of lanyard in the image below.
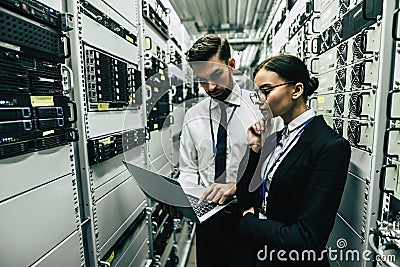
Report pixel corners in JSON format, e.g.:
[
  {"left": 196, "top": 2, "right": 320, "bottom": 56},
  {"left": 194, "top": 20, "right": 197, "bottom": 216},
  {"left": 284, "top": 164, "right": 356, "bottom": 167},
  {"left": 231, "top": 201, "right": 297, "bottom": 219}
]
[
  {"left": 208, "top": 88, "right": 242, "bottom": 156},
  {"left": 261, "top": 116, "right": 315, "bottom": 212}
]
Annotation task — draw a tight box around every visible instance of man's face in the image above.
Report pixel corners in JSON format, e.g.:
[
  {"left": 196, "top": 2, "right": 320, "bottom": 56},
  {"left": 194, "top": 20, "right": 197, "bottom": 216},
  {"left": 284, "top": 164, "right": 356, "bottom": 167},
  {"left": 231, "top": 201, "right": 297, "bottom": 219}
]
[{"left": 191, "top": 54, "right": 234, "bottom": 101}]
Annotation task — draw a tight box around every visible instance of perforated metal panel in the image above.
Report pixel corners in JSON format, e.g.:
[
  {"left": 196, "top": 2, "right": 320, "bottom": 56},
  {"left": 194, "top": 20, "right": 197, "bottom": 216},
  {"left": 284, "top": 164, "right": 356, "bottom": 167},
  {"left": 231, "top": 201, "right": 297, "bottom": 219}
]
[{"left": 0, "top": 7, "right": 64, "bottom": 60}]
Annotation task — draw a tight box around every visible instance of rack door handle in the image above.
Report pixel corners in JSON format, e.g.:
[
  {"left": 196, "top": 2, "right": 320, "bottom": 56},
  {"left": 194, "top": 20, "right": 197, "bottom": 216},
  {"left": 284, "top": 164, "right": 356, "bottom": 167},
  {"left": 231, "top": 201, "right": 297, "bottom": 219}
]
[
  {"left": 60, "top": 35, "right": 71, "bottom": 59},
  {"left": 393, "top": 9, "right": 400, "bottom": 41},
  {"left": 311, "top": 38, "right": 320, "bottom": 54},
  {"left": 66, "top": 100, "right": 78, "bottom": 123},
  {"left": 387, "top": 88, "right": 400, "bottom": 120},
  {"left": 310, "top": 58, "right": 318, "bottom": 75},
  {"left": 380, "top": 164, "right": 397, "bottom": 194},
  {"left": 384, "top": 128, "right": 400, "bottom": 159}
]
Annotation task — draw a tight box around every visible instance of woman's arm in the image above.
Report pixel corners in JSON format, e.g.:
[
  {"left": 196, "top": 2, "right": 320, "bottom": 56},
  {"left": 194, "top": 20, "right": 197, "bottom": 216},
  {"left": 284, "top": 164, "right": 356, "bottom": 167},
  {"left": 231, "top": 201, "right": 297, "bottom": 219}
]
[{"left": 236, "top": 148, "right": 261, "bottom": 212}]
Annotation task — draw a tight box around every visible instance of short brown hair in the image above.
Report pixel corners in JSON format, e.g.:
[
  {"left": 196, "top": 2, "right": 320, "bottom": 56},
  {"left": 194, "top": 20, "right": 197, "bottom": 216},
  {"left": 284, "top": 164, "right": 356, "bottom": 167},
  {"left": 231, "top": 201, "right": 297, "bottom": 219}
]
[{"left": 186, "top": 35, "right": 231, "bottom": 64}]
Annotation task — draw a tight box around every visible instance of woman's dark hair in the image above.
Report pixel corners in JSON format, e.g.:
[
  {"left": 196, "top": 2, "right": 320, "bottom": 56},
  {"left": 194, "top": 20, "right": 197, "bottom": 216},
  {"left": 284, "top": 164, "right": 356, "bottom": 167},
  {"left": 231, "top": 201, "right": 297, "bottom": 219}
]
[
  {"left": 186, "top": 34, "right": 231, "bottom": 64},
  {"left": 253, "top": 54, "right": 319, "bottom": 101}
]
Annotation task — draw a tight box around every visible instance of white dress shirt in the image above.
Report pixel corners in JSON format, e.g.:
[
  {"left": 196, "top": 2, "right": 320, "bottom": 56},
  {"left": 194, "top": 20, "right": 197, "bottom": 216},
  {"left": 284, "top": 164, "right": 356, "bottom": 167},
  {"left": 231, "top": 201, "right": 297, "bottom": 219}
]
[{"left": 179, "top": 84, "right": 282, "bottom": 186}]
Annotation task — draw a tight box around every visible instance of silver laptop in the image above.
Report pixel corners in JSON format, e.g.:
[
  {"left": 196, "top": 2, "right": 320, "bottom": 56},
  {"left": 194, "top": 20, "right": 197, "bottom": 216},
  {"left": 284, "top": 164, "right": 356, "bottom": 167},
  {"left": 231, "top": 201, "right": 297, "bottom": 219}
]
[{"left": 123, "top": 161, "right": 234, "bottom": 224}]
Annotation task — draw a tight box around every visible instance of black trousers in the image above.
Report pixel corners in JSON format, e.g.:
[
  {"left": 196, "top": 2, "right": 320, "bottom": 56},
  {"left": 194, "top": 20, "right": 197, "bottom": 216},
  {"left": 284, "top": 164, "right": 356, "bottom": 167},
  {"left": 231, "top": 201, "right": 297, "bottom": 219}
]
[{"left": 195, "top": 204, "right": 245, "bottom": 267}]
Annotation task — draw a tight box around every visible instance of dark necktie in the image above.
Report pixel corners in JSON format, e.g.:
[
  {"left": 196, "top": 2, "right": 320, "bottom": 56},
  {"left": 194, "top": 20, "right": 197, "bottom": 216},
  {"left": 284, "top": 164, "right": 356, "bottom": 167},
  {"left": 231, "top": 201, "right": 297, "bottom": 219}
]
[{"left": 215, "top": 102, "right": 227, "bottom": 183}]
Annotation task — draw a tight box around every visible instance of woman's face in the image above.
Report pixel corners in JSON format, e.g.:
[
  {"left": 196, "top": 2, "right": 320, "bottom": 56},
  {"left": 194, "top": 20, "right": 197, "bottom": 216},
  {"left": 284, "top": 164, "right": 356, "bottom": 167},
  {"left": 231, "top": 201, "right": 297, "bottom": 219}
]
[{"left": 254, "top": 69, "right": 295, "bottom": 119}]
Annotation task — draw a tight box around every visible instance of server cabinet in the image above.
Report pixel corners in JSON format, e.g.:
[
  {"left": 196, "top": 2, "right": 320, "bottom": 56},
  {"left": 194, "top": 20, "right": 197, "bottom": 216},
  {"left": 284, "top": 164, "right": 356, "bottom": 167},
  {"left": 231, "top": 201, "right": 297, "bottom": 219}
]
[
  {"left": 262, "top": 0, "right": 400, "bottom": 266},
  {"left": 0, "top": 0, "right": 84, "bottom": 265},
  {"left": 65, "top": 0, "right": 147, "bottom": 266}
]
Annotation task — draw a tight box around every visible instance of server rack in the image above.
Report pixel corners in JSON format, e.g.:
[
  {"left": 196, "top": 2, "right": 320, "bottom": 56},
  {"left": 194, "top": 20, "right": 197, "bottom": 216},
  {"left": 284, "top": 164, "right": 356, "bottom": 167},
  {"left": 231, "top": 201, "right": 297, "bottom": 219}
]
[
  {"left": 259, "top": 0, "right": 400, "bottom": 266},
  {"left": 65, "top": 0, "right": 148, "bottom": 266},
  {"left": 0, "top": 0, "right": 84, "bottom": 266},
  {"left": 140, "top": 1, "right": 197, "bottom": 266},
  {"left": 371, "top": 1, "right": 400, "bottom": 267}
]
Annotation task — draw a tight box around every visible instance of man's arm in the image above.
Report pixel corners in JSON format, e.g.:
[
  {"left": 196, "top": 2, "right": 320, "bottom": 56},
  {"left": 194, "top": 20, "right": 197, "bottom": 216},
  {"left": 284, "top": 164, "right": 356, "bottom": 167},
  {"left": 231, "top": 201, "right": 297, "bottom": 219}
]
[
  {"left": 198, "top": 119, "right": 266, "bottom": 205},
  {"left": 178, "top": 117, "right": 201, "bottom": 185},
  {"left": 180, "top": 121, "right": 237, "bottom": 204}
]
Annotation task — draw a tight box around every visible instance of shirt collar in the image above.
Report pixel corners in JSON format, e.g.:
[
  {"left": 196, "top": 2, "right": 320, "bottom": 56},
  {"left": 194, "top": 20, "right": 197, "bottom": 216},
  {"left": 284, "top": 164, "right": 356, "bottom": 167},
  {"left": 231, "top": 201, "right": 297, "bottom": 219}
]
[
  {"left": 286, "top": 109, "right": 316, "bottom": 133},
  {"left": 210, "top": 83, "right": 241, "bottom": 109}
]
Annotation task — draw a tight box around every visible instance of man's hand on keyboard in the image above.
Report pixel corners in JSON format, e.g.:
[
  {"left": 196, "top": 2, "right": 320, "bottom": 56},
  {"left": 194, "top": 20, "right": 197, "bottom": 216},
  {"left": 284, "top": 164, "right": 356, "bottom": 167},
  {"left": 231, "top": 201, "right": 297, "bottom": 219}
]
[{"left": 198, "top": 182, "right": 236, "bottom": 205}]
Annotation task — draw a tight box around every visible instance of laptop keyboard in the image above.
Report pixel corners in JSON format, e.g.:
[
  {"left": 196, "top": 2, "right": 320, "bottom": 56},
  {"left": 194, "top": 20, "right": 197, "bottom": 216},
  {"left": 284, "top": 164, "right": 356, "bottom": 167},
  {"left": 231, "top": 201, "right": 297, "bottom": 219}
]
[{"left": 187, "top": 195, "right": 217, "bottom": 218}]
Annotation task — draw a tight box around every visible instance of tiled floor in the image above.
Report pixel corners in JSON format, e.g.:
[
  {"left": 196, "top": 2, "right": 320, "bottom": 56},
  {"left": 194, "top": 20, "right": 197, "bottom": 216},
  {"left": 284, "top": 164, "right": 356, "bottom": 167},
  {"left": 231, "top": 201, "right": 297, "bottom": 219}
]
[{"left": 185, "top": 235, "right": 197, "bottom": 267}]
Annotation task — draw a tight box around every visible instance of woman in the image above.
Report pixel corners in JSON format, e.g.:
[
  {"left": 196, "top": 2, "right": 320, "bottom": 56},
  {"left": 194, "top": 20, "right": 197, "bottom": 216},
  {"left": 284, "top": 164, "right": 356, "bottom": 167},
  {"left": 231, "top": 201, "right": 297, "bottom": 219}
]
[{"left": 236, "top": 55, "right": 351, "bottom": 266}]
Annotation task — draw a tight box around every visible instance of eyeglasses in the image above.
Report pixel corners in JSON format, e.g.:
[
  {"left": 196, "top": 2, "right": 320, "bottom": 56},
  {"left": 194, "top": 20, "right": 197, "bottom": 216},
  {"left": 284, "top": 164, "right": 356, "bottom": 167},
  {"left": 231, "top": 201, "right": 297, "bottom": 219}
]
[{"left": 249, "top": 81, "right": 297, "bottom": 104}]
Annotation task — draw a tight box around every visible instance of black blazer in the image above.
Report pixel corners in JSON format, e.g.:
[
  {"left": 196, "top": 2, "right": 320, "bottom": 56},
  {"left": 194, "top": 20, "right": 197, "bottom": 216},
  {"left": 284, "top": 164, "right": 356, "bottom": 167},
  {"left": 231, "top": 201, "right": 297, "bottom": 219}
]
[{"left": 236, "top": 115, "right": 351, "bottom": 267}]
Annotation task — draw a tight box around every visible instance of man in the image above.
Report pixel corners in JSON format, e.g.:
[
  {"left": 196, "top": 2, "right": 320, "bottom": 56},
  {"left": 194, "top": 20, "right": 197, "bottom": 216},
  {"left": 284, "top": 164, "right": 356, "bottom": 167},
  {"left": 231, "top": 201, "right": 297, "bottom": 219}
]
[{"left": 178, "top": 35, "right": 280, "bottom": 267}]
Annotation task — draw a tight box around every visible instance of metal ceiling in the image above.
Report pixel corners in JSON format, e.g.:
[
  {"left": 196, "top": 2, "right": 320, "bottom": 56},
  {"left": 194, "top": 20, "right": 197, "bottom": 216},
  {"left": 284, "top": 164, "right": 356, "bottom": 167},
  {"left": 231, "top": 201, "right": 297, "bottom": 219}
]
[{"left": 169, "top": 0, "right": 275, "bottom": 69}]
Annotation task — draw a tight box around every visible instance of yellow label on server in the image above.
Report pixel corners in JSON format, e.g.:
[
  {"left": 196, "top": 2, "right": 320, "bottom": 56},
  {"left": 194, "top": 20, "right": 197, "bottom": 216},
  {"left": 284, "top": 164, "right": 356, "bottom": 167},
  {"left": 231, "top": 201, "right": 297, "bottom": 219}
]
[
  {"left": 317, "top": 96, "right": 325, "bottom": 104},
  {"left": 126, "top": 35, "right": 134, "bottom": 43},
  {"left": 154, "top": 123, "right": 158, "bottom": 129},
  {"left": 98, "top": 103, "right": 109, "bottom": 111},
  {"left": 30, "top": 96, "right": 54, "bottom": 107},
  {"left": 42, "top": 130, "right": 54, "bottom": 137},
  {"left": 106, "top": 251, "right": 115, "bottom": 264},
  {"left": 160, "top": 75, "right": 165, "bottom": 81},
  {"left": 99, "top": 137, "right": 111, "bottom": 145},
  {"left": 145, "top": 37, "right": 152, "bottom": 50},
  {"left": 154, "top": 87, "right": 159, "bottom": 92}
]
